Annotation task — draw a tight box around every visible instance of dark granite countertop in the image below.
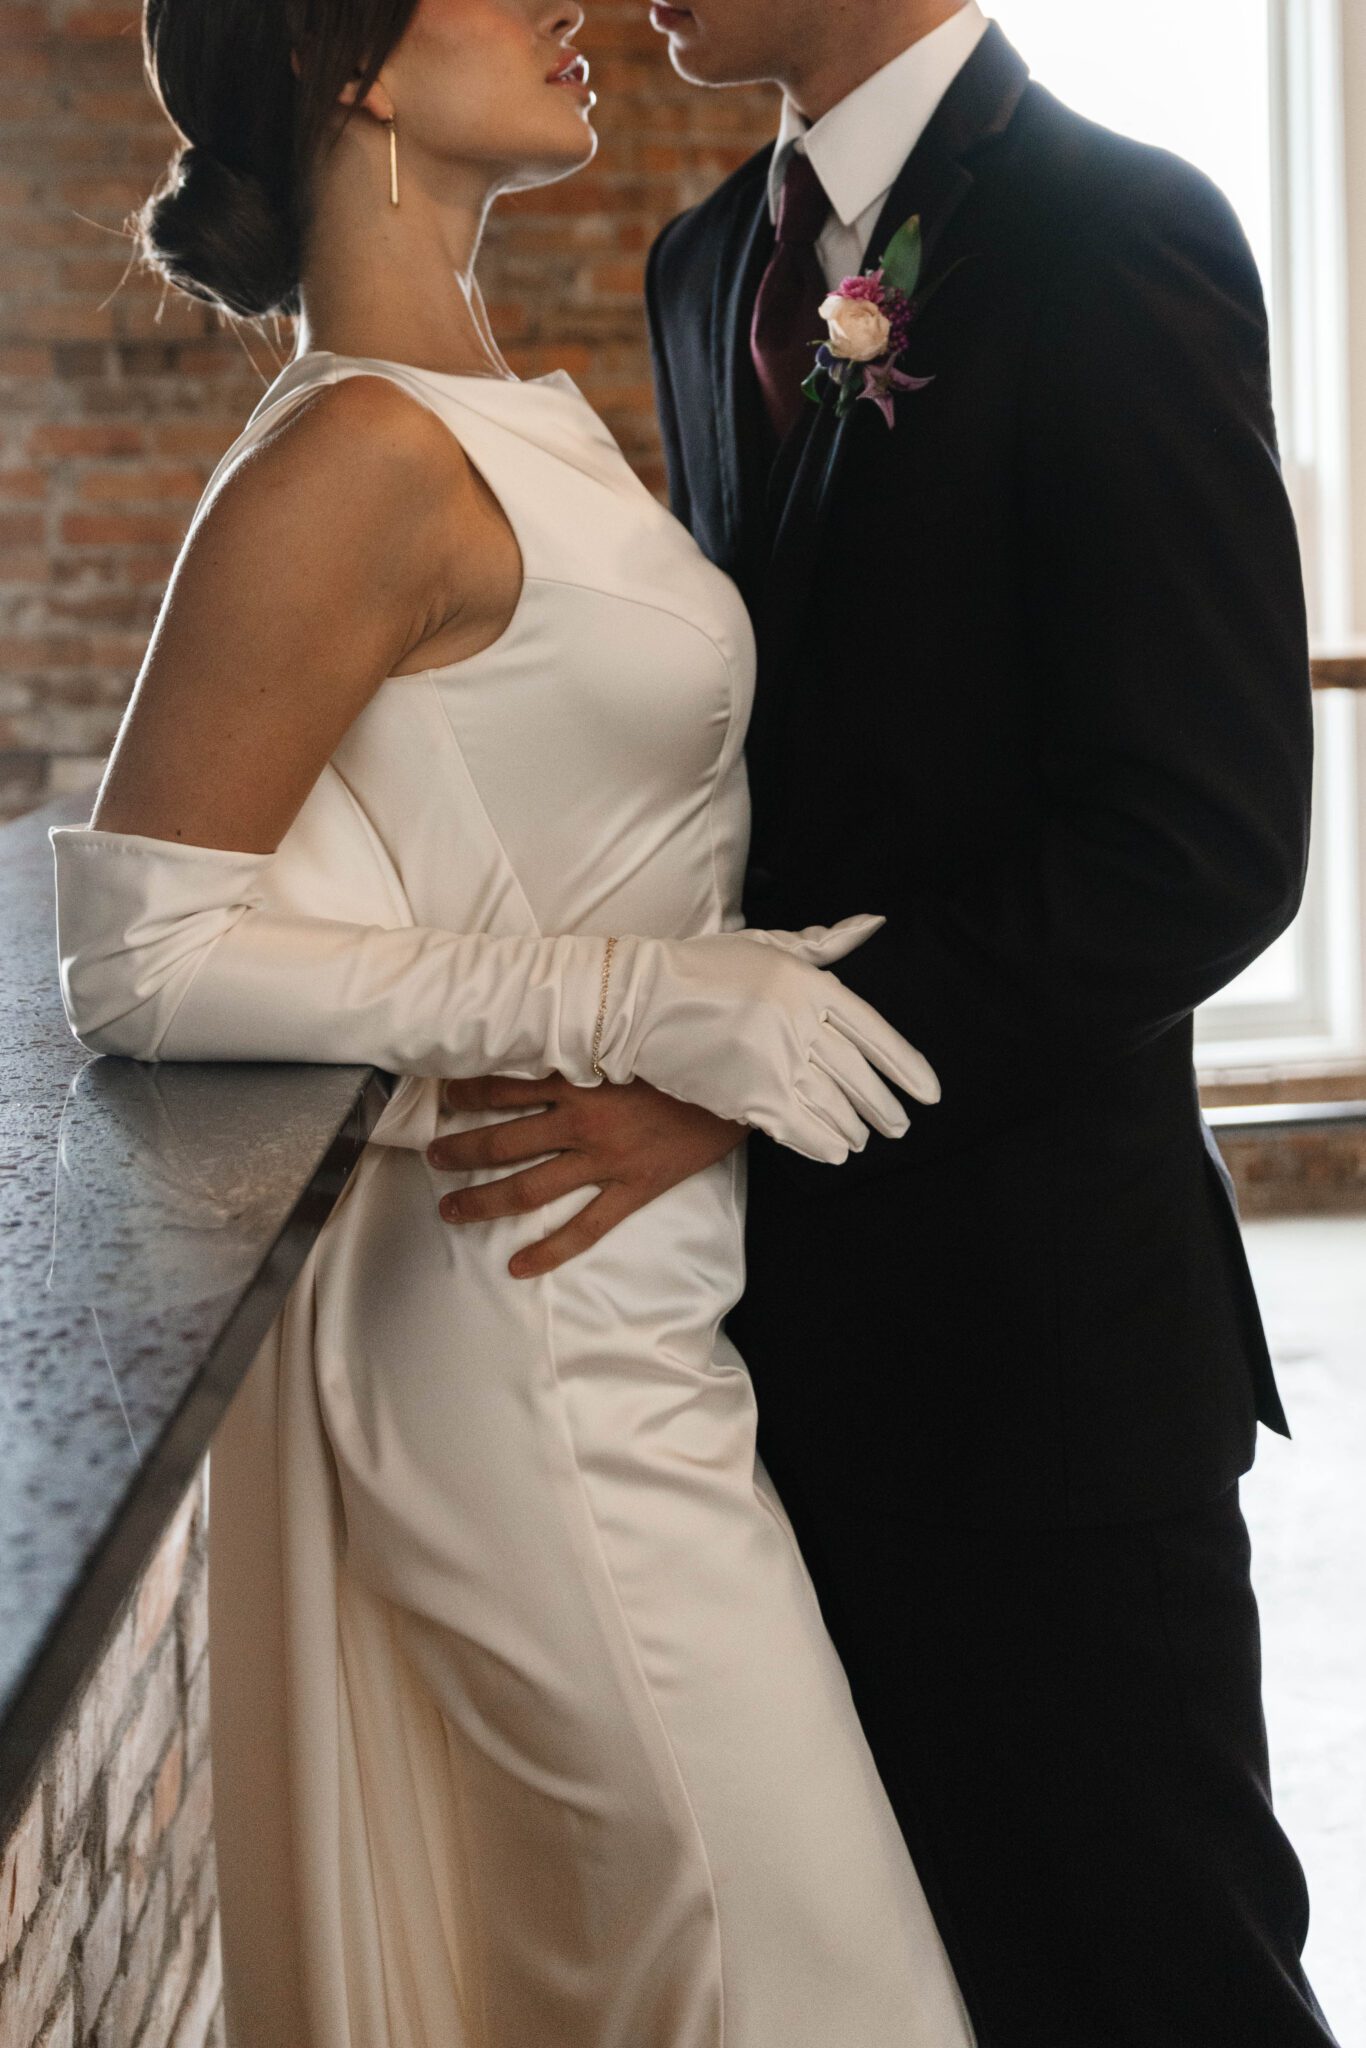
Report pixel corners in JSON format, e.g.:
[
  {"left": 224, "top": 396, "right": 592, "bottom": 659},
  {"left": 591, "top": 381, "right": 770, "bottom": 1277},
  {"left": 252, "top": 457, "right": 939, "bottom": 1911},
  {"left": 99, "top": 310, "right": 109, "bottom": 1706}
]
[{"left": 0, "top": 794, "right": 387, "bottom": 1839}]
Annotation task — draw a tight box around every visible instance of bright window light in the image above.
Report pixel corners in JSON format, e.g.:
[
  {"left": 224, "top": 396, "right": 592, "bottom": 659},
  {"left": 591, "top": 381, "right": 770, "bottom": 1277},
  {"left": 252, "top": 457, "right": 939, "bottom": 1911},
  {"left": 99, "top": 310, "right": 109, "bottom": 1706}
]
[
  {"left": 989, "top": 2, "right": 1312, "bottom": 1035},
  {"left": 988, "top": 1, "right": 1274, "bottom": 286}
]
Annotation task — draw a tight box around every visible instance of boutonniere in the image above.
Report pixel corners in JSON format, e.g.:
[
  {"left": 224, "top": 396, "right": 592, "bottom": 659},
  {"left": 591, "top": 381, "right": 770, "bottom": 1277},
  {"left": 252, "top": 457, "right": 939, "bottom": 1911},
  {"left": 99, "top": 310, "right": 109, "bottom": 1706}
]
[{"left": 803, "top": 214, "right": 967, "bottom": 430}]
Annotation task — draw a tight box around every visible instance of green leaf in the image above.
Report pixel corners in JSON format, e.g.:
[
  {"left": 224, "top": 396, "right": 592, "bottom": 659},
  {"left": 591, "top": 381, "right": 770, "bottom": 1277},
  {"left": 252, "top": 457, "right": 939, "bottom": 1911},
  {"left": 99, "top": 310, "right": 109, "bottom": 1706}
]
[
  {"left": 878, "top": 213, "right": 924, "bottom": 299},
  {"left": 801, "top": 364, "right": 828, "bottom": 405}
]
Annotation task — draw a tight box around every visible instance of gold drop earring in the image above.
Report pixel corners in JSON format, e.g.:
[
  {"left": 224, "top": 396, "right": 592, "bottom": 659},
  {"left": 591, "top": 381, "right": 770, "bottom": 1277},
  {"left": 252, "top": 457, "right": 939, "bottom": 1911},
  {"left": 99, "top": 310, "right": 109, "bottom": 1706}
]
[{"left": 386, "top": 114, "right": 399, "bottom": 207}]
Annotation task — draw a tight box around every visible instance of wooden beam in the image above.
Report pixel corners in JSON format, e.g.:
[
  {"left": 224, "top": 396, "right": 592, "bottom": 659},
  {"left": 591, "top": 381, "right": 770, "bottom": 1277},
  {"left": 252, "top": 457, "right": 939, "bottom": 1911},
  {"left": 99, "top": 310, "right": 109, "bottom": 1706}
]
[{"left": 1311, "top": 653, "right": 1366, "bottom": 690}]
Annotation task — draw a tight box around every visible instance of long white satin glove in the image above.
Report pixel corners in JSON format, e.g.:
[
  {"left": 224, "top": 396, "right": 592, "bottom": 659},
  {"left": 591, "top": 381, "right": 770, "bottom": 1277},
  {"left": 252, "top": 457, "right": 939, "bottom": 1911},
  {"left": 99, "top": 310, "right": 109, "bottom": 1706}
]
[
  {"left": 594, "top": 919, "right": 939, "bottom": 1160},
  {"left": 49, "top": 825, "right": 938, "bottom": 1165}
]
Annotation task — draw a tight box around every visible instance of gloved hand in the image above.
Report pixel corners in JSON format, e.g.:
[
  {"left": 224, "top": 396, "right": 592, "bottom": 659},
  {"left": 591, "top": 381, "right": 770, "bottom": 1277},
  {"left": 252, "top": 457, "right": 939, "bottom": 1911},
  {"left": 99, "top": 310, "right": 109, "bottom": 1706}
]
[
  {"left": 50, "top": 825, "right": 938, "bottom": 1166},
  {"left": 595, "top": 916, "right": 940, "bottom": 1163}
]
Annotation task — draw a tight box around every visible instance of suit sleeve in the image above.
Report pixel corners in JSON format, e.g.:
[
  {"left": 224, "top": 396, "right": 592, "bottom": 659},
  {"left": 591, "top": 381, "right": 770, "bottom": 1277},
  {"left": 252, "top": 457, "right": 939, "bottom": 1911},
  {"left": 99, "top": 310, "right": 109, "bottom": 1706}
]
[
  {"left": 644, "top": 220, "right": 692, "bottom": 527},
  {"left": 801, "top": 157, "right": 1314, "bottom": 1177}
]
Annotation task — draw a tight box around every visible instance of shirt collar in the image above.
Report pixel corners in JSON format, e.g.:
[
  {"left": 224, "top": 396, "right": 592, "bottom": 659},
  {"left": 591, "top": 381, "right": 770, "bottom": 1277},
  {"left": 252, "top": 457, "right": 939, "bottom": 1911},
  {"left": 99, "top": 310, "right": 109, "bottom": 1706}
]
[{"left": 767, "top": 1, "right": 990, "bottom": 237}]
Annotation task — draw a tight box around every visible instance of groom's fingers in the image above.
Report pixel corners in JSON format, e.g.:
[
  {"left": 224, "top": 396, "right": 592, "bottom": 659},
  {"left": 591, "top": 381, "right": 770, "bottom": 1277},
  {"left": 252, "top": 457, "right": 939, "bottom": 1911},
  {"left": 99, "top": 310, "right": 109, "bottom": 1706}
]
[
  {"left": 436, "top": 1078, "right": 748, "bottom": 1261},
  {"left": 508, "top": 1183, "right": 639, "bottom": 1279},
  {"left": 439, "top": 1072, "right": 564, "bottom": 1117},
  {"left": 429, "top": 1104, "right": 560, "bottom": 1174},
  {"left": 440, "top": 1150, "right": 596, "bottom": 1225}
]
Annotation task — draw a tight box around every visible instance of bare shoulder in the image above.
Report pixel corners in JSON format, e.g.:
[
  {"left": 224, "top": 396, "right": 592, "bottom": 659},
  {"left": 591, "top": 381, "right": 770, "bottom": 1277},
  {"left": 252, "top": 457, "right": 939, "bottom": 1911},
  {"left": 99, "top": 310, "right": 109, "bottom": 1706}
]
[
  {"left": 156, "top": 369, "right": 476, "bottom": 711},
  {"left": 198, "top": 370, "right": 474, "bottom": 569},
  {"left": 92, "top": 373, "right": 477, "bottom": 848},
  {"left": 255, "top": 368, "right": 473, "bottom": 483}
]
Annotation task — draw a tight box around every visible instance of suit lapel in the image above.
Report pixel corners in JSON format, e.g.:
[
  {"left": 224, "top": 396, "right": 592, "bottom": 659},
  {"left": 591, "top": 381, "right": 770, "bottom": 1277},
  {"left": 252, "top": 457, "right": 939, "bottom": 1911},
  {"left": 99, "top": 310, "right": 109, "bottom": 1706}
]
[
  {"left": 711, "top": 154, "right": 779, "bottom": 583},
  {"left": 755, "top": 24, "right": 1031, "bottom": 670}
]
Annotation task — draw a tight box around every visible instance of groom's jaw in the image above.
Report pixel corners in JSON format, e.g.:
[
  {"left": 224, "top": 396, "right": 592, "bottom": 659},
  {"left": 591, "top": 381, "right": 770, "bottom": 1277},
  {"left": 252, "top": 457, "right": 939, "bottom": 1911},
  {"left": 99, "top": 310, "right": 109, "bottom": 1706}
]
[
  {"left": 644, "top": 1, "right": 809, "bottom": 91},
  {"left": 647, "top": 4, "right": 765, "bottom": 87}
]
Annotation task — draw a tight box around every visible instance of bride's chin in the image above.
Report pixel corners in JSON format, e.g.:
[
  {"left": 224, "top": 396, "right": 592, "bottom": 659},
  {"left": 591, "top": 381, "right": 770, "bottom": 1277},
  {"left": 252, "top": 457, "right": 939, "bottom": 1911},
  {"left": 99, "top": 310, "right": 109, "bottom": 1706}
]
[
  {"left": 508, "top": 124, "right": 600, "bottom": 188},
  {"left": 565, "top": 120, "right": 600, "bottom": 169}
]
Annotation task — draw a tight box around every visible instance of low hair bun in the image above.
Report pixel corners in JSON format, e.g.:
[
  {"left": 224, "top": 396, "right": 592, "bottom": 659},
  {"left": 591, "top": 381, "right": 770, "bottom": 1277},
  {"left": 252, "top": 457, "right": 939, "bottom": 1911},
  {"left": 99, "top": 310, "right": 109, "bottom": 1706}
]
[
  {"left": 136, "top": 0, "right": 419, "bottom": 327},
  {"left": 138, "top": 143, "right": 300, "bottom": 320}
]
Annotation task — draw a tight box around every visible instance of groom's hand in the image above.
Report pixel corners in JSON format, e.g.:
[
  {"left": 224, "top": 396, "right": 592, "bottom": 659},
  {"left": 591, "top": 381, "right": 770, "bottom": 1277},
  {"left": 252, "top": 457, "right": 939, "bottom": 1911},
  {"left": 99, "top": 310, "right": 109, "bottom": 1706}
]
[{"left": 427, "top": 1074, "right": 746, "bottom": 1279}]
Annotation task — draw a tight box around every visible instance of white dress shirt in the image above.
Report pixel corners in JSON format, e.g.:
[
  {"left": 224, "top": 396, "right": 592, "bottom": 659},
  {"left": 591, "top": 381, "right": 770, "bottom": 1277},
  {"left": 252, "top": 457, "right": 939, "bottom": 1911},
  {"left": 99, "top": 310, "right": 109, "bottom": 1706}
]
[{"left": 767, "top": 1, "right": 991, "bottom": 290}]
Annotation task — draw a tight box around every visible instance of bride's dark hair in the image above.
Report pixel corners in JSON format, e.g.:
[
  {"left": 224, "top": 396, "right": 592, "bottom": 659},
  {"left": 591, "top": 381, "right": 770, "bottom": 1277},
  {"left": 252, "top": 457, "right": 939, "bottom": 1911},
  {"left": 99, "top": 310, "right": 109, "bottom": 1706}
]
[{"left": 135, "top": 0, "right": 420, "bottom": 321}]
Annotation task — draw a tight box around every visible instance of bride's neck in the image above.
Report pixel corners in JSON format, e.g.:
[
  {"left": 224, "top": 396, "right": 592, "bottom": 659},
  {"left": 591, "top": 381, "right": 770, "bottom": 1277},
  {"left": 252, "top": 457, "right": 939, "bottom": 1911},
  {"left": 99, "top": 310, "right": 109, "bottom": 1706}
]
[{"left": 295, "top": 126, "right": 510, "bottom": 380}]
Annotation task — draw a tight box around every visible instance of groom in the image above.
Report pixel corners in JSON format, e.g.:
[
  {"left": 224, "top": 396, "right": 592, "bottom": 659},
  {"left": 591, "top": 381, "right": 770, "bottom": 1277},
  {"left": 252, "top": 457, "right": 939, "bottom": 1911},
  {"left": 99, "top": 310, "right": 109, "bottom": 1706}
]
[{"left": 432, "top": 1, "right": 1338, "bottom": 2039}]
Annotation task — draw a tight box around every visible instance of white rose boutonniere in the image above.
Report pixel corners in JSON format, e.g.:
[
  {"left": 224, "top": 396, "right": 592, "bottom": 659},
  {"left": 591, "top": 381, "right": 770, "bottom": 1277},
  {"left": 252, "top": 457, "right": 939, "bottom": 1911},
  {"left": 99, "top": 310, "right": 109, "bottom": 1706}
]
[
  {"left": 818, "top": 294, "right": 893, "bottom": 363},
  {"left": 803, "top": 213, "right": 973, "bottom": 429}
]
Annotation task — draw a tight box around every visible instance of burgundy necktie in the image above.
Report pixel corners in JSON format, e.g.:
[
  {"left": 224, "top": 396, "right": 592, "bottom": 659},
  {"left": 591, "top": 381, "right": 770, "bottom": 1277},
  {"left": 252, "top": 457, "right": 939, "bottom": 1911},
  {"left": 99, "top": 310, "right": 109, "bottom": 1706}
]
[{"left": 750, "top": 148, "right": 832, "bottom": 446}]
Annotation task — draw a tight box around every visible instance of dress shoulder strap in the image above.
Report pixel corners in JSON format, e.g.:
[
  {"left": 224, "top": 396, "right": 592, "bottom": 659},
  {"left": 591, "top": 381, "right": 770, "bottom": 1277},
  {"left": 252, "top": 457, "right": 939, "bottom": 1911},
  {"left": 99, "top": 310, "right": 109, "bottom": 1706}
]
[
  {"left": 187, "top": 356, "right": 330, "bottom": 529},
  {"left": 185, "top": 354, "right": 456, "bottom": 546}
]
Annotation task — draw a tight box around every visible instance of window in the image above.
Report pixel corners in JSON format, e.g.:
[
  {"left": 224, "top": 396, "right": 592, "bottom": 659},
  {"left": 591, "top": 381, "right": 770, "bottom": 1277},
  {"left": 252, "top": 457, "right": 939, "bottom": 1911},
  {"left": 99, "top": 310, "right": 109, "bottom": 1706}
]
[{"left": 989, "top": 0, "right": 1365, "bottom": 1070}]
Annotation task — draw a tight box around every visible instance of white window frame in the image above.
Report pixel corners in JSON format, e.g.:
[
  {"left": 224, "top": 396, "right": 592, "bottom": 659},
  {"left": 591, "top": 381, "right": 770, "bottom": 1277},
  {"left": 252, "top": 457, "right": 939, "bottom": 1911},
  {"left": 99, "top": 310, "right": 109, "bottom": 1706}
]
[{"left": 1195, "top": 0, "right": 1366, "bottom": 1073}]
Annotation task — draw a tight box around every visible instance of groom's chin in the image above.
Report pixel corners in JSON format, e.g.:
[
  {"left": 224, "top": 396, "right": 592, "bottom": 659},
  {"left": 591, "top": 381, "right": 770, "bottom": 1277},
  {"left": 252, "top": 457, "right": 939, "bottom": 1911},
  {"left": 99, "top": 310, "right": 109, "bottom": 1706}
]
[{"left": 648, "top": 6, "right": 745, "bottom": 87}]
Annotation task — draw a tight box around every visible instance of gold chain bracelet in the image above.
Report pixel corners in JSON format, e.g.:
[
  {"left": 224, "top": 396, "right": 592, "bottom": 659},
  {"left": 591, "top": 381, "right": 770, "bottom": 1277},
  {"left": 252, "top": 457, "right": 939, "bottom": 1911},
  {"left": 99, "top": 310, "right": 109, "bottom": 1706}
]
[{"left": 590, "top": 935, "right": 618, "bottom": 1080}]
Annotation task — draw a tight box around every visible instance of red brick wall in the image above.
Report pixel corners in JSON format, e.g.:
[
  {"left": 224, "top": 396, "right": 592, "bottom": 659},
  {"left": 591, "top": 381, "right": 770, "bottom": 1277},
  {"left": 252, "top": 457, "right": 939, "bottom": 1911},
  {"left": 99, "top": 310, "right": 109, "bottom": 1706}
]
[
  {"left": 0, "top": 0, "right": 777, "bottom": 819},
  {"left": 0, "top": 1467, "right": 221, "bottom": 2048}
]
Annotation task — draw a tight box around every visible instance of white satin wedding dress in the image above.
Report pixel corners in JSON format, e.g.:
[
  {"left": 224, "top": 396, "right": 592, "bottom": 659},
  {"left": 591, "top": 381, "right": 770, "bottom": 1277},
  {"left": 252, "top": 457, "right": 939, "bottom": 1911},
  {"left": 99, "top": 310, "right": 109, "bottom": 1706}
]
[{"left": 50, "top": 350, "right": 973, "bottom": 2048}]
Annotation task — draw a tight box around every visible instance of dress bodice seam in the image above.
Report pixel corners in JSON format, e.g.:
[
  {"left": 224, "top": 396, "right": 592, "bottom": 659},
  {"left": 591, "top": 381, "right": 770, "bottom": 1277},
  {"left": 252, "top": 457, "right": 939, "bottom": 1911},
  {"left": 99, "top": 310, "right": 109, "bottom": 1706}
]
[
  {"left": 517, "top": 575, "right": 744, "bottom": 685},
  {"left": 400, "top": 574, "right": 744, "bottom": 695},
  {"left": 422, "top": 674, "right": 545, "bottom": 940}
]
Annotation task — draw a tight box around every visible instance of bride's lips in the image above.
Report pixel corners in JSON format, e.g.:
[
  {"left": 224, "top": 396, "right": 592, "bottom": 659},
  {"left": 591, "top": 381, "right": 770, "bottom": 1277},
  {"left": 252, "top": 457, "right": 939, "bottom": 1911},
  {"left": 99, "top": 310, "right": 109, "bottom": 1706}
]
[
  {"left": 547, "top": 47, "right": 593, "bottom": 94},
  {"left": 649, "top": 4, "right": 694, "bottom": 31}
]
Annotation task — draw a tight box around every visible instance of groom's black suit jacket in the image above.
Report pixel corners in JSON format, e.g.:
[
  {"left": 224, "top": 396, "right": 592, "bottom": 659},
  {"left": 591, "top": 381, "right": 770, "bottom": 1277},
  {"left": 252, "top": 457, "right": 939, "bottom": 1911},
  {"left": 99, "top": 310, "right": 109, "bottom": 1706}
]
[{"left": 645, "top": 25, "right": 1314, "bottom": 1527}]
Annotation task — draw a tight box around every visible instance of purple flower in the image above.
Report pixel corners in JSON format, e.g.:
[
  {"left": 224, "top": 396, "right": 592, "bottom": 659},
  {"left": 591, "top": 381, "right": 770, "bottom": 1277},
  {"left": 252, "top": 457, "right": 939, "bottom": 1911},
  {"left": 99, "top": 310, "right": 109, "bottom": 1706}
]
[
  {"left": 885, "top": 297, "right": 914, "bottom": 356},
  {"left": 857, "top": 357, "right": 935, "bottom": 429}
]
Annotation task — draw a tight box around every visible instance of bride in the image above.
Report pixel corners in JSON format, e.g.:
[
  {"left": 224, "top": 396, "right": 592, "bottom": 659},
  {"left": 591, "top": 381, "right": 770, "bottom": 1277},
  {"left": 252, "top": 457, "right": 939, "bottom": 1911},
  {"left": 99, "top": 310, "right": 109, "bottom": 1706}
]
[{"left": 50, "top": 0, "right": 972, "bottom": 2042}]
